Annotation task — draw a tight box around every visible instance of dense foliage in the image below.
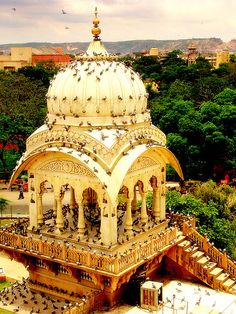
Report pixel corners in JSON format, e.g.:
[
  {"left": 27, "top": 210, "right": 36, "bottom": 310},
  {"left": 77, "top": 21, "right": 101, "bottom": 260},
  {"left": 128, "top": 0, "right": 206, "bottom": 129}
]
[
  {"left": 131, "top": 53, "right": 236, "bottom": 182},
  {"left": 166, "top": 181, "right": 236, "bottom": 258},
  {"left": 0, "top": 68, "right": 49, "bottom": 178}
]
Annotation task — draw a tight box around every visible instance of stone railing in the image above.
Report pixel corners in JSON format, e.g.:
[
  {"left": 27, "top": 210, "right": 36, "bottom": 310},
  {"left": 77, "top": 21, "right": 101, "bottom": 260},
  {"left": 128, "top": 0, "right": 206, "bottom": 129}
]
[
  {"left": 166, "top": 212, "right": 196, "bottom": 231},
  {"left": 0, "top": 218, "right": 29, "bottom": 234},
  {"left": 182, "top": 219, "right": 236, "bottom": 278},
  {"left": 64, "top": 290, "right": 102, "bottom": 314},
  {"left": 0, "top": 226, "right": 177, "bottom": 275}
]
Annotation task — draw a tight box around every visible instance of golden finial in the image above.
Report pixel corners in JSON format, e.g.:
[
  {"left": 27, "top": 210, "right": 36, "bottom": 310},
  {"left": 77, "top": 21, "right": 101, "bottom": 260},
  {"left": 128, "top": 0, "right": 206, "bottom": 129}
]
[{"left": 92, "top": 7, "right": 101, "bottom": 41}]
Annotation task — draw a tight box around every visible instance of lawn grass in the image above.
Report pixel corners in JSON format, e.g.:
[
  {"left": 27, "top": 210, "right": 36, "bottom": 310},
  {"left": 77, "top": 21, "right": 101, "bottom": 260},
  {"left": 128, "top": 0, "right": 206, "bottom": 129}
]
[
  {"left": 0, "top": 220, "right": 16, "bottom": 228},
  {"left": 0, "top": 309, "right": 13, "bottom": 314},
  {"left": 0, "top": 282, "right": 13, "bottom": 313},
  {"left": 0, "top": 282, "right": 11, "bottom": 290}
]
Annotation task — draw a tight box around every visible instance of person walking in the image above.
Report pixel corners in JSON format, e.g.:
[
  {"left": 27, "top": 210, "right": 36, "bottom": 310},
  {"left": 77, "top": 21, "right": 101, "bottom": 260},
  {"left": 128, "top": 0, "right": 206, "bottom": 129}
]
[{"left": 18, "top": 186, "right": 24, "bottom": 199}]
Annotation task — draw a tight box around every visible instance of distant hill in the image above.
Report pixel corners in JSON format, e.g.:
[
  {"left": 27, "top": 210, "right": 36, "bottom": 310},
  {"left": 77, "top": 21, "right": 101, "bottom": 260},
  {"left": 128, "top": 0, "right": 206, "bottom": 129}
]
[{"left": 1, "top": 37, "right": 235, "bottom": 55}]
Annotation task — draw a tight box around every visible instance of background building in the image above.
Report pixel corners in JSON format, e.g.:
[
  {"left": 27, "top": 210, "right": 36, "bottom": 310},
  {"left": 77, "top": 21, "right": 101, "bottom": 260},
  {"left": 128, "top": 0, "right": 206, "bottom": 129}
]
[{"left": 0, "top": 46, "right": 72, "bottom": 70}]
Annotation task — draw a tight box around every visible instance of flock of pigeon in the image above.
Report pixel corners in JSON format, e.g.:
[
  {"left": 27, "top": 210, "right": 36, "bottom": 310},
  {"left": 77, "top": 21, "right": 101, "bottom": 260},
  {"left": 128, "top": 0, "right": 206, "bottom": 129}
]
[
  {"left": 0, "top": 278, "right": 80, "bottom": 313},
  {"left": 11, "top": 8, "right": 70, "bottom": 30}
]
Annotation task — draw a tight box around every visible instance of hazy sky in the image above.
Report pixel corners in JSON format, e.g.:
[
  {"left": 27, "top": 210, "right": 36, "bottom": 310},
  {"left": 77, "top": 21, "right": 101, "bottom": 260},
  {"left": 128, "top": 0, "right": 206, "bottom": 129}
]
[{"left": 0, "top": 0, "right": 236, "bottom": 44}]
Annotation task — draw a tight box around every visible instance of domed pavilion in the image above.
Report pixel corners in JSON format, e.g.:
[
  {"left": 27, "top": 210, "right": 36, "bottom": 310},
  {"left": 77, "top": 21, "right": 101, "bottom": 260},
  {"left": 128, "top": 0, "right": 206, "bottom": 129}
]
[
  {"left": 5, "top": 9, "right": 235, "bottom": 311},
  {"left": 11, "top": 9, "right": 183, "bottom": 246}
]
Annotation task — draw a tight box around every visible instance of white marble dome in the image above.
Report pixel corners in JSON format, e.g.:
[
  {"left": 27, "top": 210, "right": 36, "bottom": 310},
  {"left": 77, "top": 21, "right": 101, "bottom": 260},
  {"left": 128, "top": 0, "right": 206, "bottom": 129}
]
[
  {"left": 46, "top": 39, "right": 149, "bottom": 126},
  {"left": 47, "top": 59, "right": 147, "bottom": 118}
]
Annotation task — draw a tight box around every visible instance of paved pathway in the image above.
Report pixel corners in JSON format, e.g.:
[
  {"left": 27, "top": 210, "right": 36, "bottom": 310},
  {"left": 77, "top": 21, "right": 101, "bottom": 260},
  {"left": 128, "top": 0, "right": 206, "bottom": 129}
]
[{"left": 0, "top": 253, "right": 29, "bottom": 283}]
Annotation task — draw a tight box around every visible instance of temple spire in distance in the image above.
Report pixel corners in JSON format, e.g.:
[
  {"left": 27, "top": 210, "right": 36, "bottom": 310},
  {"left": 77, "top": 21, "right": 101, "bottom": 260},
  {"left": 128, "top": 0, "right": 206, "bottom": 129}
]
[{"left": 91, "top": 6, "right": 101, "bottom": 41}]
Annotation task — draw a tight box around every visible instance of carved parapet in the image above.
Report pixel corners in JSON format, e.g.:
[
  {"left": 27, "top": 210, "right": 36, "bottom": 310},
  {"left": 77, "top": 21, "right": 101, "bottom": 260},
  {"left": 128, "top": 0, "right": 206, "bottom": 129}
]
[{"left": 0, "top": 225, "right": 179, "bottom": 276}]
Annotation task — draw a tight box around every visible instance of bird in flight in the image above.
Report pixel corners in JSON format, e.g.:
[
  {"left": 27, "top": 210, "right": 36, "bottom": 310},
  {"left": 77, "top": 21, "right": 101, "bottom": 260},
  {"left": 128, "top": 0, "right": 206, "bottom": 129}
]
[
  {"left": 65, "top": 26, "right": 70, "bottom": 30},
  {"left": 62, "top": 9, "right": 67, "bottom": 14},
  {"left": 12, "top": 8, "right": 16, "bottom": 11}
]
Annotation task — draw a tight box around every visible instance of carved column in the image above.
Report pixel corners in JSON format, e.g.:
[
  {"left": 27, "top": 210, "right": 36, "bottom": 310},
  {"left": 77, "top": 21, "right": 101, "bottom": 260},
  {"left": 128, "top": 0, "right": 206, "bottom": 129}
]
[
  {"left": 138, "top": 181, "right": 148, "bottom": 225},
  {"left": 37, "top": 193, "right": 43, "bottom": 224},
  {"left": 125, "top": 198, "right": 133, "bottom": 237},
  {"left": 141, "top": 191, "right": 148, "bottom": 224},
  {"left": 100, "top": 195, "right": 117, "bottom": 246},
  {"left": 131, "top": 185, "right": 137, "bottom": 211},
  {"left": 77, "top": 199, "right": 85, "bottom": 239},
  {"left": 152, "top": 187, "right": 160, "bottom": 222},
  {"left": 70, "top": 187, "right": 76, "bottom": 209},
  {"left": 28, "top": 176, "right": 37, "bottom": 230},
  {"left": 160, "top": 180, "right": 166, "bottom": 221},
  {"left": 53, "top": 198, "right": 57, "bottom": 216},
  {"left": 56, "top": 194, "right": 64, "bottom": 231}
]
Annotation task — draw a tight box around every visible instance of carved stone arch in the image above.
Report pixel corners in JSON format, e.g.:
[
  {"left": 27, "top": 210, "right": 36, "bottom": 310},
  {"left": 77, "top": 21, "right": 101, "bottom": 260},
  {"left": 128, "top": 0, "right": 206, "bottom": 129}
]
[
  {"left": 150, "top": 175, "right": 158, "bottom": 188},
  {"left": 39, "top": 179, "right": 51, "bottom": 195},
  {"left": 135, "top": 179, "right": 148, "bottom": 195},
  {"left": 82, "top": 187, "right": 101, "bottom": 224},
  {"left": 119, "top": 186, "right": 129, "bottom": 199},
  {"left": 137, "top": 179, "right": 144, "bottom": 192}
]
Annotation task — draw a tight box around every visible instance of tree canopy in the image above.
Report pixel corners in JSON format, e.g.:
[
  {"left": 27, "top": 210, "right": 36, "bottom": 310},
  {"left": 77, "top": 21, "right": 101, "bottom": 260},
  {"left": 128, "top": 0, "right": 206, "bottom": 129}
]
[
  {"left": 0, "top": 70, "right": 48, "bottom": 178},
  {"left": 131, "top": 53, "right": 236, "bottom": 181},
  {"left": 167, "top": 181, "right": 236, "bottom": 258}
]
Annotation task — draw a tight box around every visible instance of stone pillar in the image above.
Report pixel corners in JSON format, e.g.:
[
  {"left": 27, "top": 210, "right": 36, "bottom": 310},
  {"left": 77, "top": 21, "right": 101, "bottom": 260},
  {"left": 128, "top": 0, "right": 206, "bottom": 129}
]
[
  {"left": 141, "top": 191, "right": 148, "bottom": 224},
  {"left": 100, "top": 197, "right": 117, "bottom": 246},
  {"left": 28, "top": 177, "right": 37, "bottom": 230},
  {"left": 70, "top": 187, "right": 76, "bottom": 209},
  {"left": 131, "top": 185, "right": 137, "bottom": 211},
  {"left": 125, "top": 198, "right": 133, "bottom": 237},
  {"left": 160, "top": 183, "right": 166, "bottom": 221},
  {"left": 111, "top": 205, "right": 117, "bottom": 245},
  {"left": 56, "top": 194, "right": 64, "bottom": 231},
  {"left": 152, "top": 187, "right": 160, "bottom": 222},
  {"left": 53, "top": 198, "right": 57, "bottom": 216},
  {"left": 77, "top": 200, "right": 85, "bottom": 239},
  {"left": 37, "top": 193, "right": 43, "bottom": 224}
]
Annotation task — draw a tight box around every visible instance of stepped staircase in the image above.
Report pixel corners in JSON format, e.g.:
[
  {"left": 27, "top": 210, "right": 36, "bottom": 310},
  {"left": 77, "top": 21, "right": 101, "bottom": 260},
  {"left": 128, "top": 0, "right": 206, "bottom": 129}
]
[
  {"left": 176, "top": 239, "right": 236, "bottom": 294},
  {"left": 166, "top": 214, "right": 236, "bottom": 295}
]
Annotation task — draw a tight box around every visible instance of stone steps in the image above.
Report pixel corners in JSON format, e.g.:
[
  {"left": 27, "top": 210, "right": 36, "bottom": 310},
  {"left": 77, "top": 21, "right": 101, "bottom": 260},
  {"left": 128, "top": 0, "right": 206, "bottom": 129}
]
[
  {"left": 184, "top": 245, "right": 199, "bottom": 254},
  {"left": 229, "top": 283, "right": 236, "bottom": 294},
  {"left": 177, "top": 240, "right": 191, "bottom": 249},
  {"left": 222, "top": 278, "right": 235, "bottom": 289},
  {"left": 190, "top": 250, "right": 205, "bottom": 261},
  {"left": 209, "top": 267, "right": 223, "bottom": 277},
  {"left": 203, "top": 261, "right": 217, "bottom": 272},
  {"left": 215, "top": 272, "right": 229, "bottom": 282},
  {"left": 176, "top": 238, "right": 236, "bottom": 294},
  {"left": 196, "top": 256, "right": 209, "bottom": 266}
]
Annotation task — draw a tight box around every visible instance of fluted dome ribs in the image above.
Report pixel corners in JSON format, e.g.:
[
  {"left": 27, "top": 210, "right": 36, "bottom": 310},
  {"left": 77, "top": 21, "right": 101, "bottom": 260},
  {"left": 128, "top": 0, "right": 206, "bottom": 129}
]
[{"left": 47, "top": 58, "right": 150, "bottom": 127}]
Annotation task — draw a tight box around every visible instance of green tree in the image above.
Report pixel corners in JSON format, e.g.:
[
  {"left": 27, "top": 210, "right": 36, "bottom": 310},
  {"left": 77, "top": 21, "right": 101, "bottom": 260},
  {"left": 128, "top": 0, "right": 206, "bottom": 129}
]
[
  {"left": 168, "top": 79, "right": 193, "bottom": 100},
  {"left": 166, "top": 187, "right": 236, "bottom": 258},
  {"left": 192, "top": 76, "right": 228, "bottom": 103},
  {"left": 0, "top": 71, "right": 47, "bottom": 178},
  {"left": 0, "top": 197, "right": 9, "bottom": 217},
  {"left": 18, "top": 62, "right": 57, "bottom": 87}
]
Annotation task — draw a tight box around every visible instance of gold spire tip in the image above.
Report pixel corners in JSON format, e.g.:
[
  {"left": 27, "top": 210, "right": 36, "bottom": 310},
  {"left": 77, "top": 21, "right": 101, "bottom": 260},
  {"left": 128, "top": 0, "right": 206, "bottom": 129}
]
[{"left": 92, "top": 7, "right": 101, "bottom": 41}]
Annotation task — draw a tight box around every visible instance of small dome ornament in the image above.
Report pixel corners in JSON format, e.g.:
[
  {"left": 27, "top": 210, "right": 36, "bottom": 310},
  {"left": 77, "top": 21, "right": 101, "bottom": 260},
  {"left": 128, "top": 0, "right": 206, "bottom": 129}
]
[{"left": 92, "top": 7, "right": 101, "bottom": 41}]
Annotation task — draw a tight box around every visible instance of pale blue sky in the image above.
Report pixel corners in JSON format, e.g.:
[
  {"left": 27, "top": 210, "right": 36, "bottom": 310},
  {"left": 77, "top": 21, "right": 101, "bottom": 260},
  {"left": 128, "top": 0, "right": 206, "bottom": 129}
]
[{"left": 0, "top": 0, "right": 235, "bottom": 44}]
